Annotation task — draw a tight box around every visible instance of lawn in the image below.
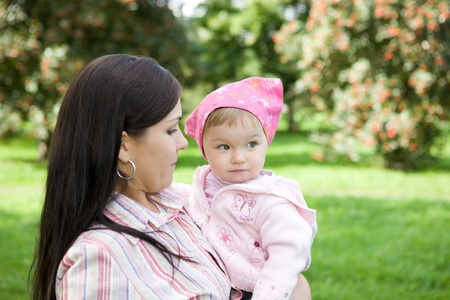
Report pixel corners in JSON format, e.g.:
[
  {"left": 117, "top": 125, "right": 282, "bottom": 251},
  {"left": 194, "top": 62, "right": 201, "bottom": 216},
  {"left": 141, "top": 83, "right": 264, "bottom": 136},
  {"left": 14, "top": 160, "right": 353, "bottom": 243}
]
[{"left": 1, "top": 132, "right": 449, "bottom": 299}]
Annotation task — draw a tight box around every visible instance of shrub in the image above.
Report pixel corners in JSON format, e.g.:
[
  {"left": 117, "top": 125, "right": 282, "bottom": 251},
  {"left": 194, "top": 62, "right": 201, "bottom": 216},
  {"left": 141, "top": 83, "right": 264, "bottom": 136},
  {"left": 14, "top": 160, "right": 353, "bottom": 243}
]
[{"left": 274, "top": 0, "right": 449, "bottom": 170}]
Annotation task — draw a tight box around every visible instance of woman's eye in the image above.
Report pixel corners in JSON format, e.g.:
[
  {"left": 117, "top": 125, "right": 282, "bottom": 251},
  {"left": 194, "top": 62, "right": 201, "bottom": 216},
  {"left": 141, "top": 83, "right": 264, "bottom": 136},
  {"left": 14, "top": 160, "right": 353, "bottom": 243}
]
[
  {"left": 247, "top": 142, "right": 256, "bottom": 148},
  {"left": 218, "top": 145, "right": 230, "bottom": 150},
  {"left": 168, "top": 129, "right": 178, "bottom": 135}
]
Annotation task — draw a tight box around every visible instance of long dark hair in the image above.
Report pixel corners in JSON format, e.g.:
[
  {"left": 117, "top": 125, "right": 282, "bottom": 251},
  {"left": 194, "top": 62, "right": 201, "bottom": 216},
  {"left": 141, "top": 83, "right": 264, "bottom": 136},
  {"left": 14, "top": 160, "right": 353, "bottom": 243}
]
[{"left": 30, "top": 54, "right": 182, "bottom": 300}]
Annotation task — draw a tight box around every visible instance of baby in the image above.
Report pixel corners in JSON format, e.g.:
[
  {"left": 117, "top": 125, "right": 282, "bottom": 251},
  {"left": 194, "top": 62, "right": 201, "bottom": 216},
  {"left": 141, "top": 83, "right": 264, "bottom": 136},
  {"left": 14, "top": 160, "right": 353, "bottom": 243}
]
[{"left": 185, "top": 77, "right": 317, "bottom": 299}]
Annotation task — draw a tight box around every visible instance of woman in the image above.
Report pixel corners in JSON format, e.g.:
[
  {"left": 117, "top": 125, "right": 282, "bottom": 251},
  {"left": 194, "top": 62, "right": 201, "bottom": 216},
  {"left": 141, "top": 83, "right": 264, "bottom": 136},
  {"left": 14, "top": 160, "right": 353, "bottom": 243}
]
[{"left": 30, "top": 54, "right": 311, "bottom": 299}]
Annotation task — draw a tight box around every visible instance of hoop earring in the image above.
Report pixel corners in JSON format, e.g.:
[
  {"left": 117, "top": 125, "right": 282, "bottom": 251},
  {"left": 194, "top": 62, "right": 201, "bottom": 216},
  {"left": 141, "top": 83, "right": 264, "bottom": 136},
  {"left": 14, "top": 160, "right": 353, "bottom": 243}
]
[{"left": 117, "top": 159, "right": 136, "bottom": 180}]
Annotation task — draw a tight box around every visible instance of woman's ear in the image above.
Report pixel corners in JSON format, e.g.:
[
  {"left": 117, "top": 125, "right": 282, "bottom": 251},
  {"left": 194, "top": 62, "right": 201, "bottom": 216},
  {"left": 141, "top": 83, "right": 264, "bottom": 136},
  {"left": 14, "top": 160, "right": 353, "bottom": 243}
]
[{"left": 118, "top": 131, "right": 130, "bottom": 164}]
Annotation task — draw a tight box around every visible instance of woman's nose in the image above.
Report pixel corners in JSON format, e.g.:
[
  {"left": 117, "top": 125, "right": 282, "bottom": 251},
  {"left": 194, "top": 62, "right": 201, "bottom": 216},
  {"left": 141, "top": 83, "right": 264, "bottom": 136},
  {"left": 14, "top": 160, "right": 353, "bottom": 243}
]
[{"left": 177, "top": 132, "right": 188, "bottom": 151}]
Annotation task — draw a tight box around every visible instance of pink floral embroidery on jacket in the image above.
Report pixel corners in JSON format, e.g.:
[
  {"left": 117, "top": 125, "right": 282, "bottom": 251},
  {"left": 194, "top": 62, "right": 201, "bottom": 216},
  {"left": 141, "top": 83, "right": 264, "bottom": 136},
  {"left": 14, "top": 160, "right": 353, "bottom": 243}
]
[{"left": 217, "top": 227, "right": 233, "bottom": 247}]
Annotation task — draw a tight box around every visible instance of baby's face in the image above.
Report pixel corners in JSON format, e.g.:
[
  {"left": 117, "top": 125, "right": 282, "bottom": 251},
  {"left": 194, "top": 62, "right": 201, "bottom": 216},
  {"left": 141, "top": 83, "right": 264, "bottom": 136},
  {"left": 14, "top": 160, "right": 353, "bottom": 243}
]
[{"left": 202, "top": 116, "right": 268, "bottom": 183}]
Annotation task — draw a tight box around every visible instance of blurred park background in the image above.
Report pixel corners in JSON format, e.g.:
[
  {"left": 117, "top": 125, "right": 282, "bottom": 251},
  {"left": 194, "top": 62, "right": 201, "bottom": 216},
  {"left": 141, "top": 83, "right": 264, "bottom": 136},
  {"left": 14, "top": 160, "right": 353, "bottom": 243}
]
[{"left": 0, "top": 0, "right": 449, "bottom": 299}]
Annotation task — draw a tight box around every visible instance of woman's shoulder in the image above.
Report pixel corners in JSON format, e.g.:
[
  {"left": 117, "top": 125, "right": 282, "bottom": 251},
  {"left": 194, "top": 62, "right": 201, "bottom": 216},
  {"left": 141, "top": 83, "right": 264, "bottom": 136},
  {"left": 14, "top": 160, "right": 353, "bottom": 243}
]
[
  {"left": 56, "top": 228, "right": 147, "bottom": 298},
  {"left": 58, "top": 228, "right": 121, "bottom": 272},
  {"left": 58, "top": 227, "right": 141, "bottom": 276},
  {"left": 73, "top": 226, "right": 138, "bottom": 251}
]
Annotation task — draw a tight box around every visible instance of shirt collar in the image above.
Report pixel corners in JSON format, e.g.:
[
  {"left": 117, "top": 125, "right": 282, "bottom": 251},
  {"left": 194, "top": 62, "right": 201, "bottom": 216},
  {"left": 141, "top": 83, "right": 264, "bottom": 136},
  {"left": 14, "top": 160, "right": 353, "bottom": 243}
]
[{"left": 105, "top": 186, "right": 187, "bottom": 233}]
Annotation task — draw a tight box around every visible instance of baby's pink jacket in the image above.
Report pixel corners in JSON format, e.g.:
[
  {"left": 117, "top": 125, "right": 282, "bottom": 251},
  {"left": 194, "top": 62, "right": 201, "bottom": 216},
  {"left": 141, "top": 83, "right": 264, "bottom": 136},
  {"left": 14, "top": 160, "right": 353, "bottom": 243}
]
[{"left": 187, "top": 165, "right": 318, "bottom": 299}]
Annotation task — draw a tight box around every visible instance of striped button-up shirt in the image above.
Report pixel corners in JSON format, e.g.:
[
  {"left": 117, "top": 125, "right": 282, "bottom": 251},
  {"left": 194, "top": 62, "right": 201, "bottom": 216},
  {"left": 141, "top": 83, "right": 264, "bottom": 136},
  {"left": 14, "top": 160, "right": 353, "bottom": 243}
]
[{"left": 56, "top": 185, "right": 233, "bottom": 299}]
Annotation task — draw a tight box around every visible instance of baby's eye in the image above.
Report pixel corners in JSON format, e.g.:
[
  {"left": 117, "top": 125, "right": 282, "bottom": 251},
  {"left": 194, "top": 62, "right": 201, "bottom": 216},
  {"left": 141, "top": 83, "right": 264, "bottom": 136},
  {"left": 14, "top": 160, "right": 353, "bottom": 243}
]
[
  {"left": 218, "top": 144, "right": 230, "bottom": 150},
  {"left": 247, "top": 142, "right": 256, "bottom": 148}
]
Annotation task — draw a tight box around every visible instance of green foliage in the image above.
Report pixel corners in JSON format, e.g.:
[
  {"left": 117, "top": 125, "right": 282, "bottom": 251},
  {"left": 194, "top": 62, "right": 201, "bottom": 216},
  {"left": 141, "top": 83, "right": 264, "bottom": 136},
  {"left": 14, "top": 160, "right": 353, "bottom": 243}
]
[
  {"left": 192, "top": 0, "right": 310, "bottom": 130},
  {"left": 274, "top": 0, "right": 450, "bottom": 170},
  {"left": 0, "top": 0, "right": 194, "bottom": 157}
]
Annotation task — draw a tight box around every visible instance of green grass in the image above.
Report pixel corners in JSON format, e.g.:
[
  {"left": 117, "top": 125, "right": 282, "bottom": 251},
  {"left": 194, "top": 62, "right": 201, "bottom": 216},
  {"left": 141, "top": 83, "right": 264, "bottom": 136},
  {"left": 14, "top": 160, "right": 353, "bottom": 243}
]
[
  {"left": 0, "top": 137, "right": 46, "bottom": 300},
  {"left": 1, "top": 132, "right": 449, "bottom": 299}
]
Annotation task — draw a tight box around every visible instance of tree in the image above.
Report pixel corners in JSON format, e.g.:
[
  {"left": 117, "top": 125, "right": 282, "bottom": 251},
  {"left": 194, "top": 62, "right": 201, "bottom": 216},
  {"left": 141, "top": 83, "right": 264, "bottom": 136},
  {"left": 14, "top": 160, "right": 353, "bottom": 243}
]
[
  {"left": 191, "top": 0, "right": 311, "bottom": 130},
  {"left": 274, "top": 0, "right": 449, "bottom": 169},
  {"left": 0, "top": 0, "right": 194, "bottom": 158}
]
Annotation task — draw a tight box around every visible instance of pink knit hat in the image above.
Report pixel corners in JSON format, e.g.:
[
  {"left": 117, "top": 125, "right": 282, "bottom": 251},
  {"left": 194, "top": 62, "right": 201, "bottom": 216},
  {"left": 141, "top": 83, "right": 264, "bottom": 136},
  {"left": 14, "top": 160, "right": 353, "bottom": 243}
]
[{"left": 185, "top": 77, "right": 284, "bottom": 160}]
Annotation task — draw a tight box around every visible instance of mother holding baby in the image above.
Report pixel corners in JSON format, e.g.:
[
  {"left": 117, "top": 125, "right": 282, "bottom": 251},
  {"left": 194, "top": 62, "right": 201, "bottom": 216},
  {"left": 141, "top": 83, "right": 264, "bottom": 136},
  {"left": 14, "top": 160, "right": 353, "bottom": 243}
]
[{"left": 30, "top": 54, "right": 312, "bottom": 299}]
